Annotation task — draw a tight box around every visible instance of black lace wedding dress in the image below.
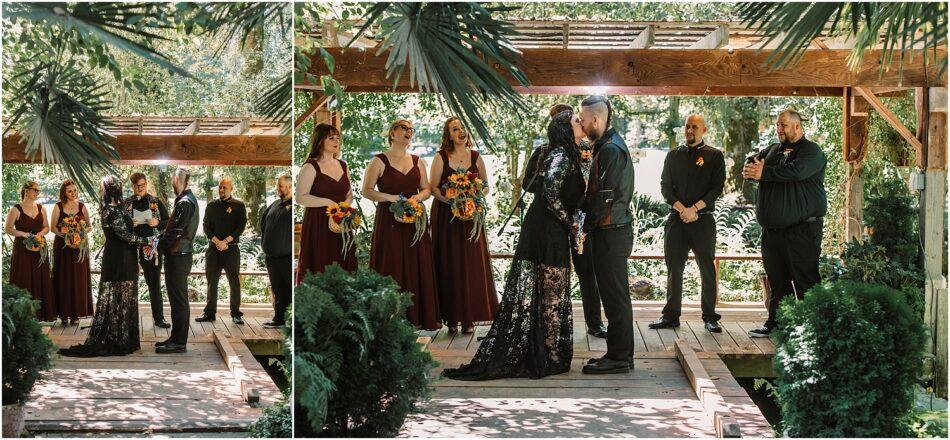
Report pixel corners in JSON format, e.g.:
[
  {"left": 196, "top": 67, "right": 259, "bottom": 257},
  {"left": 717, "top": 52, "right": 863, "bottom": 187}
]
[
  {"left": 60, "top": 204, "right": 150, "bottom": 357},
  {"left": 442, "top": 143, "right": 585, "bottom": 380}
]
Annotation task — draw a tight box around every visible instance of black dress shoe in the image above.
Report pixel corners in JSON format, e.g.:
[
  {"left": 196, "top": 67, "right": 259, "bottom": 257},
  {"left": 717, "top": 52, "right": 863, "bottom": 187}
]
[
  {"left": 705, "top": 320, "right": 723, "bottom": 333},
  {"left": 587, "top": 324, "right": 608, "bottom": 338},
  {"left": 154, "top": 319, "right": 171, "bottom": 329},
  {"left": 648, "top": 317, "right": 680, "bottom": 329},
  {"left": 748, "top": 326, "right": 772, "bottom": 338},
  {"left": 232, "top": 316, "right": 245, "bottom": 325},
  {"left": 262, "top": 320, "right": 285, "bottom": 329},
  {"left": 195, "top": 314, "right": 215, "bottom": 323},
  {"left": 156, "top": 342, "right": 186, "bottom": 353},
  {"left": 586, "top": 355, "right": 634, "bottom": 368},
  {"left": 582, "top": 358, "right": 631, "bottom": 374},
  {"left": 154, "top": 339, "right": 171, "bottom": 347}
]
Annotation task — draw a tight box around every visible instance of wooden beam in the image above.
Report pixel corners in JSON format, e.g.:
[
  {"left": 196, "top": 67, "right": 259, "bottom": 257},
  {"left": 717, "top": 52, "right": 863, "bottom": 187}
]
[
  {"left": 562, "top": 23, "right": 569, "bottom": 49},
  {"left": 674, "top": 340, "right": 742, "bottom": 438},
  {"left": 212, "top": 330, "right": 259, "bottom": 404},
  {"left": 3, "top": 134, "right": 291, "bottom": 166},
  {"left": 295, "top": 94, "right": 330, "bottom": 131},
  {"left": 295, "top": 82, "right": 844, "bottom": 97},
  {"left": 180, "top": 120, "right": 198, "bottom": 135},
  {"left": 921, "top": 88, "right": 948, "bottom": 398},
  {"left": 220, "top": 118, "right": 249, "bottom": 135},
  {"left": 629, "top": 25, "right": 655, "bottom": 49},
  {"left": 310, "top": 48, "right": 946, "bottom": 92},
  {"left": 856, "top": 86, "right": 924, "bottom": 154},
  {"left": 843, "top": 87, "right": 869, "bottom": 243},
  {"left": 691, "top": 25, "right": 729, "bottom": 49}
]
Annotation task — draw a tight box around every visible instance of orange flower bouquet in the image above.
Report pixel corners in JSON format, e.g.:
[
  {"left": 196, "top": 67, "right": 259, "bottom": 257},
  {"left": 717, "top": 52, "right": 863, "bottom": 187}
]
[
  {"left": 23, "top": 233, "right": 48, "bottom": 267},
  {"left": 389, "top": 195, "right": 426, "bottom": 246},
  {"left": 60, "top": 216, "right": 90, "bottom": 263},
  {"left": 441, "top": 168, "right": 487, "bottom": 241},
  {"left": 326, "top": 201, "right": 363, "bottom": 255}
]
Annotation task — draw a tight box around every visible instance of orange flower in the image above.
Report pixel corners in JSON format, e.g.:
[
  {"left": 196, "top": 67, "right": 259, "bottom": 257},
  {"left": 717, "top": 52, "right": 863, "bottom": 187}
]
[
  {"left": 149, "top": 203, "right": 158, "bottom": 211},
  {"left": 464, "top": 199, "right": 475, "bottom": 215},
  {"left": 60, "top": 226, "right": 68, "bottom": 234},
  {"left": 696, "top": 157, "right": 705, "bottom": 167},
  {"left": 445, "top": 188, "right": 458, "bottom": 199}
]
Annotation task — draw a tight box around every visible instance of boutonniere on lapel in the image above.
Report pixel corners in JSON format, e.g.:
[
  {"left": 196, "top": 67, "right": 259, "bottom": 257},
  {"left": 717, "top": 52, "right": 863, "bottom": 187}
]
[
  {"left": 226, "top": 206, "right": 233, "bottom": 214},
  {"left": 783, "top": 148, "right": 794, "bottom": 158},
  {"left": 580, "top": 149, "right": 592, "bottom": 162},
  {"left": 284, "top": 205, "right": 292, "bottom": 210},
  {"left": 695, "top": 157, "right": 705, "bottom": 167}
]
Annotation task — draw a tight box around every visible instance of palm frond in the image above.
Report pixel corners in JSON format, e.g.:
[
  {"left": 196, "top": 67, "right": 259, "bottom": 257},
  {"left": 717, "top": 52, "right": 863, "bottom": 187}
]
[
  {"left": 256, "top": 72, "right": 292, "bottom": 136},
  {"left": 194, "top": 2, "right": 291, "bottom": 56},
  {"left": 5, "top": 2, "right": 194, "bottom": 79},
  {"left": 354, "top": 3, "right": 529, "bottom": 151},
  {"left": 738, "top": 2, "right": 947, "bottom": 80},
  {"left": 4, "top": 57, "right": 119, "bottom": 199}
]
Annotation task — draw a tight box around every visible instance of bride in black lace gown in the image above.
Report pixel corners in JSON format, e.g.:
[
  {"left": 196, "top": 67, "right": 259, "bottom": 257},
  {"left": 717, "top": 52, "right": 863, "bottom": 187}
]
[
  {"left": 60, "top": 176, "right": 154, "bottom": 357},
  {"left": 443, "top": 109, "right": 588, "bottom": 380}
]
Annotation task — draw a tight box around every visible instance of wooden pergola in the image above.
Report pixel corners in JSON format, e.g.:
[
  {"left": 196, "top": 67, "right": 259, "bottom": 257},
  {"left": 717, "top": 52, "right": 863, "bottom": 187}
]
[
  {"left": 299, "top": 20, "right": 949, "bottom": 396},
  {"left": 2, "top": 116, "right": 290, "bottom": 165}
]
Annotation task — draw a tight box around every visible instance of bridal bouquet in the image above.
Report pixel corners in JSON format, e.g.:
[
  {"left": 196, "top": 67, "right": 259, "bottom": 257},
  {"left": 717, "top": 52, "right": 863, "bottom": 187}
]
[
  {"left": 59, "top": 216, "right": 90, "bottom": 263},
  {"left": 390, "top": 195, "right": 426, "bottom": 246},
  {"left": 441, "top": 168, "right": 487, "bottom": 241},
  {"left": 23, "top": 233, "right": 48, "bottom": 267},
  {"left": 326, "top": 201, "right": 362, "bottom": 256}
]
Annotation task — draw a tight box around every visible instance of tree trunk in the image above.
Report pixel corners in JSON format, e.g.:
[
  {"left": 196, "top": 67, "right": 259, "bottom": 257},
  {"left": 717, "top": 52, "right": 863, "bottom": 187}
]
[
  {"left": 241, "top": 166, "right": 267, "bottom": 234},
  {"left": 666, "top": 96, "right": 681, "bottom": 149},
  {"left": 151, "top": 167, "right": 172, "bottom": 208},
  {"left": 203, "top": 166, "right": 217, "bottom": 204},
  {"left": 723, "top": 98, "right": 761, "bottom": 204}
]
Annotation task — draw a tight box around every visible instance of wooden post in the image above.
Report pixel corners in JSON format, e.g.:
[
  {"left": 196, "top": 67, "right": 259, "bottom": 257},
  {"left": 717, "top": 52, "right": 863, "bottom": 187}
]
[
  {"left": 922, "top": 87, "right": 948, "bottom": 398},
  {"left": 843, "top": 87, "right": 869, "bottom": 242}
]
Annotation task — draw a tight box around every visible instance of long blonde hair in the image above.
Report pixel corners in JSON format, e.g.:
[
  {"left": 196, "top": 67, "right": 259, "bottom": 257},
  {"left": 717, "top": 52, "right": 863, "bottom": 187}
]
[{"left": 387, "top": 119, "right": 413, "bottom": 147}]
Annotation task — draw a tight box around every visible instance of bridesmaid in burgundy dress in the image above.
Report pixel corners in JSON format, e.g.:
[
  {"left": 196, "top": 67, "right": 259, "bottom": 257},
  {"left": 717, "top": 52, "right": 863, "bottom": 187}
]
[
  {"left": 429, "top": 117, "right": 498, "bottom": 334},
  {"left": 50, "top": 179, "right": 93, "bottom": 325},
  {"left": 363, "top": 119, "right": 441, "bottom": 330},
  {"left": 296, "top": 123, "right": 357, "bottom": 284},
  {"left": 4, "top": 181, "right": 56, "bottom": 321}
]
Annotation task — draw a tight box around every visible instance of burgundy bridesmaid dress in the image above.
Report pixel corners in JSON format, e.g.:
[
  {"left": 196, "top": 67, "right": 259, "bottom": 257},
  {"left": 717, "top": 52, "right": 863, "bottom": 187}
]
[
  {"left": 431, "top": 149, "right": 499, "bottom": 329},
  {"left": 296, "top": 158, "right": 358, "bottom": 284},
  {"left": 52, "top": 201, "right": 93, "bottom": 321},
  {"left": 9, "top": 203, "right": 57, "bottom": 321},
  {"left": 369, "top": 153, "right": 441, "bottom": 330}
]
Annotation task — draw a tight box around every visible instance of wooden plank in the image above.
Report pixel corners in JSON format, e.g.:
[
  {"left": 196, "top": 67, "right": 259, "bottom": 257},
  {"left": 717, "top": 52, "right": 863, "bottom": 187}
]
[
  {"left": 467, "top": 325, "right": 490, "bottom": 351},
  {"left": 3, "top": 134, "right": 291, "bottom": 165},
  {"left": 737, "top": 321, "right": 775, "bottom": 355},
  {"left": 672, "top": 322, "right": 703, "bottom": 352},
  {"left": 632, "top": 321, "right": 648, "bottom": 353},
  {"left": 572, "top": 321, "right": 590, "bottom": 352},
  {"left": 636, "top": 321, "right": 666, "bottom": 352},
  {"left": 720, "top": 321, "right": 762, "bottom": 355},
  {"left": 212, "top": 330, "right": 259, "bottom": 403},
  {"left": 428, "top": 328, "right": 454, "bottom": 351},
  {"left": 684, "top": 320, "right": 722, "bottom": 353},
  {"left": 674, "top": 340, "right": 742, "bottom": 438},
  {"left": 655, "top": 327, "right": 679, "bottom": 351},
  {"left": 447, "top": 330, "right": 474, "bottom": 351},
  {"left": 294, "top": 94, "right": 330, "bottom": 131},
  {"left": 309, "top": 47, "right": 946, "bottom": 92}
]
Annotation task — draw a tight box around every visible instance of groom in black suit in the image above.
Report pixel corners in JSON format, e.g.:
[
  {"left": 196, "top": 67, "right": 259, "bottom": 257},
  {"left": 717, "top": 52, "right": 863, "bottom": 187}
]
[
  {"left": 156, "top": 167, "right": 199, "bottom": 354},
  {"left": 577, "top": 96, "right": 636, "bottom": 374}
]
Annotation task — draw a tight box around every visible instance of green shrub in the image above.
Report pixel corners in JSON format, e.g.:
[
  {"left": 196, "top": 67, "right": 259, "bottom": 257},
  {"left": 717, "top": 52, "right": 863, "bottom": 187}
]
[
  {"left": 294, "top": 264, "right": 437, "bottom": 437},
  {"left": 250, "top": 395, "right": 292, "bottom": 438},
  {"left": 2, "top": 284, "right": 56, "bottom": 405},
  {"left": 773, "top": 281, "right": 927, "bottom": 437}
]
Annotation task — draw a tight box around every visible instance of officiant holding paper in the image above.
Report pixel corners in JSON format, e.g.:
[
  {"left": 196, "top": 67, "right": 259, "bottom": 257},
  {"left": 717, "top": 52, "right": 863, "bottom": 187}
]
[{"left": 127, "top": 172, "right": 171, "bottom": 329}]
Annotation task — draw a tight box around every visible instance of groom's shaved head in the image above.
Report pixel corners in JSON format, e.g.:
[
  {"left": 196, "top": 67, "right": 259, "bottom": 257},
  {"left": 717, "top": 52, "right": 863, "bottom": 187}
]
[{"left": 580, "top": 95, "right": 612, "bottom": 141}]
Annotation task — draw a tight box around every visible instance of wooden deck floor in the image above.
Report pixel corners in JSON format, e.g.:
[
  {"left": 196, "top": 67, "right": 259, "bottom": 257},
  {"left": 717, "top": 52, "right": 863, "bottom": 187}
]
[
  {"left": 25, "top": 304, "right": 284, "bottom": 435},
  {"left": 407, "top": 300, "right": 774, "bottom": 438}
]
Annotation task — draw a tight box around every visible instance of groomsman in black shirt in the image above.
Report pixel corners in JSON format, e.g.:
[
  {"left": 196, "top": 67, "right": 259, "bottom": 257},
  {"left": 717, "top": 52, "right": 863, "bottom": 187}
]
[
  {"left": 197, "top": 178, "right": 248, "bottom": 325},
  {"left": 260, "top": 174, "right": 292, "bottom": 328},
  {"left": 128, "top": 172, "right": 171, "bottom": 328},
  {"left": 743, "top": 109, "right": 827, "bottom": 338},
  {"left": 649, "top": 114, "right": 726, "bottom": 333}
]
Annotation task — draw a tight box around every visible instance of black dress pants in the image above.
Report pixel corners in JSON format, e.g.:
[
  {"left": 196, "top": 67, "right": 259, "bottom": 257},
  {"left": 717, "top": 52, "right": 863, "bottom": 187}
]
[
  {"left": 138, "top": 247, "right": 165, "bottom": 321},
  {"left": 265, "top": 255, "right": 292, "bottom": 323},
  {"left": 761, "top": 221, "right": 823, "bottom": 329},
  {"left": 164, "top": 253, "right": 193, "bottom": 345},
  {"left": 590, "top": 223, "right": 635, "bottom": 361},
  {"left": 662, "top": 214, "right": 721, "bottom": 323},
  {"left": 572, "top": 249, "right": 603, "bottom": 330},
  {"left": 204, "top": 246, "right": 242, "bottom": 318}
]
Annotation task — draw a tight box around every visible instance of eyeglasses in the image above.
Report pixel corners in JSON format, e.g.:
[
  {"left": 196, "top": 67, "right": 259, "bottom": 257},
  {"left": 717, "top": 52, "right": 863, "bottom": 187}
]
[
  {"left": 27, "top": 187, "right": 40, "bottom": 193},
  {"left": 133, "top": 183, "right": 148, "bottom": 189},
  {"left": 395, "top": 124, "right": 414, "bottom": 133}
]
